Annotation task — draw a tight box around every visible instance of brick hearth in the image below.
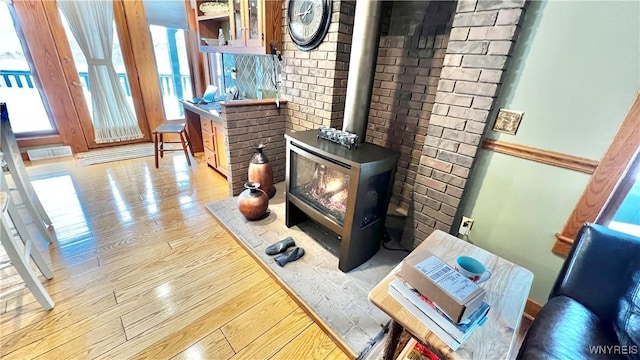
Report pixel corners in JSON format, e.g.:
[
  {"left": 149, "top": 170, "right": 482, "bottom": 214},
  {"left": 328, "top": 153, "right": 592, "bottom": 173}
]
[{"left": 206, "top": 184, "right": 406, "bottom": 358}]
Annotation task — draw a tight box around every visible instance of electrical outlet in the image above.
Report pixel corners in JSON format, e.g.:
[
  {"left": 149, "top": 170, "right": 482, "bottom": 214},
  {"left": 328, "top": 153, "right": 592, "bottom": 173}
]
[{"left": 458, "top": 216, "right": 474, "bottom": 236}]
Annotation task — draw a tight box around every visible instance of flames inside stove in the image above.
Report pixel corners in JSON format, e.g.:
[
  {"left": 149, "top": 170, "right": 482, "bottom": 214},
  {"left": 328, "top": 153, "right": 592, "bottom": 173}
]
[
  {"left": 291, "top": 161, "right": 351, "bottom": 225},
  {"left": 289, "top": 152, "right": 385, "bottom": 228}
]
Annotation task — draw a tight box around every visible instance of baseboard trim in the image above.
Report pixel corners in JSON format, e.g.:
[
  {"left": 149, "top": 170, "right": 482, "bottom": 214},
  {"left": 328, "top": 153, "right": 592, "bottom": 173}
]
[{"left": 524, "top": 298, "right": 542, "bottom": 320}]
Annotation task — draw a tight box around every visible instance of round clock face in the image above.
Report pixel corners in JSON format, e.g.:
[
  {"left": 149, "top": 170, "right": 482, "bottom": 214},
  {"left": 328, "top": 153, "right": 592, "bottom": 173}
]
[{"left": 287, "top": 0, "right": 331, "bottom": 51}]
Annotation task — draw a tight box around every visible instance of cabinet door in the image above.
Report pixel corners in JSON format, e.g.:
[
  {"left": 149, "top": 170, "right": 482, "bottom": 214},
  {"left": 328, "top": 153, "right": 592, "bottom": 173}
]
[
  {"left": 244, "top": 0, "right": 263, "bottom": 48},
  {"left": 214, "top": 124, "right": 228, "bottom": 176},
  {"left": 228, "top": 0, "right": 245, "bottom": 47},
  {"left": 204, "top": 147, "right": 217, "bottom": 168}
]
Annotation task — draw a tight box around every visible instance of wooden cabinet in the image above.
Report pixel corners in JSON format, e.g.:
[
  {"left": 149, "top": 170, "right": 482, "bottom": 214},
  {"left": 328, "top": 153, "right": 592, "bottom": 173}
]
[
  {"left": 201, "top": 118, "right": 228, "bottom": 176},
  {"left": 195, "top": 0, "right": 282, "bottom": 54}
]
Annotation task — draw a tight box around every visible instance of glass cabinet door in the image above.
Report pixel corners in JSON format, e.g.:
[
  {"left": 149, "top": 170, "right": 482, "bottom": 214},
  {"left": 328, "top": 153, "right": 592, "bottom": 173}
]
[
  {"left": 244, "top": 0, "right": 263, "bottom": 47},
  {"left": 229, "top": 0, "right": 244, "bottom": 45},
  {"left": 247, "top": 0, "right": 260, "bottom": 41}
]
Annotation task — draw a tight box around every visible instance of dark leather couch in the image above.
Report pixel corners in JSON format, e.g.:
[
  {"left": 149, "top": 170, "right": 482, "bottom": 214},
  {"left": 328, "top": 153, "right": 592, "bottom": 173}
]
[{"left": 517, "top": 223, "right": 640, "bottom": 360}]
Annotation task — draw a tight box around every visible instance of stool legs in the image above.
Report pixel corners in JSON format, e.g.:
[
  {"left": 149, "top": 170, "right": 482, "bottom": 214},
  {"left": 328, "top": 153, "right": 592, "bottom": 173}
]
[
  {"left": 6, "top": 196, "right": 53, "bottom": 279},
  {"left": 1, "top": 174, "right": 56, "bottom": 244},
  {"left": 152, "top": 123, "right": 192, "bottom": 168},
  {"left": 183, "top": 129, "right": 194, "bottom": 156},
  {"left": 159, "top": 133, "right": 165, "bottom": 158},
  {"left": 1, "top": 198, "right": 55, "bottom": 310},
  {"left": 153, "top": 131, "right": 159, "bottom": 169},
  {"left": 180, "top": 130, "right": 191, "bottom": 167}
]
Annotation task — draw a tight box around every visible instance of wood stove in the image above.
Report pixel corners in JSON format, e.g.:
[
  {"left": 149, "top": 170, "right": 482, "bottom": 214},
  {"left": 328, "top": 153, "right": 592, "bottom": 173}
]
[{"left": 285, "top": 130, "right": 400, "bottom": 272}]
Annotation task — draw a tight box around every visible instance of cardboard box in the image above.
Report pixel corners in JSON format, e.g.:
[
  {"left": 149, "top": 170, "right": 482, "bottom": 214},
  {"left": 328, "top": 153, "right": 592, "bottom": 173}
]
[{"left": 399, "top": 248, "right": 485, "bottom": 323}]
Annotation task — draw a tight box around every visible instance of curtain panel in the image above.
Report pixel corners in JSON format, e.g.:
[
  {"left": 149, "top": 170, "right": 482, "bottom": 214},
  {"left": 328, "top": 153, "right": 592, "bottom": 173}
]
[{"left": 58, "top": 0, "right": 144, "bottom": 143}]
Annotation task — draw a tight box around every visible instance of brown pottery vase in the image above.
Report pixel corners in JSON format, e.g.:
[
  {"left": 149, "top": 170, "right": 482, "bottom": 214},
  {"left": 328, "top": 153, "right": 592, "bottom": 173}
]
[
  {"left": 248, "top": 144, "right": 276, "bottom": 198},
  {"left": 237, "top": 182, "right": 269, "bottom": 220}
]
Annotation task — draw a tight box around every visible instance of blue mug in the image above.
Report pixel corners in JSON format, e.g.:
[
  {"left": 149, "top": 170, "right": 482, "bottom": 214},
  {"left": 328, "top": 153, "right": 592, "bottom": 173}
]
[{"left": 456, "top": 256, "right": 492, "bottom": 283}]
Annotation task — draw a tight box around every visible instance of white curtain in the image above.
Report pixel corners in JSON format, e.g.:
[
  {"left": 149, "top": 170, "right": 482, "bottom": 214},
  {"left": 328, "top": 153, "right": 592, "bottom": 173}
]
[{"left": 58, "top": 0, "right": 144, "bottom": 143}]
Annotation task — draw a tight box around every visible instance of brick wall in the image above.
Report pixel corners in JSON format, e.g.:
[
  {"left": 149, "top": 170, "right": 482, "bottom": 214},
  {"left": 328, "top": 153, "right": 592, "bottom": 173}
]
[
  {"left": 276, "top": 0, "right": 527, "bottom": 249},
  {"left": 223, "top": 102, "right": 287, "bottom": 196},
  {"left": 406, "top": 0, "right": 527, "bottom": 247},
  {"left": 280, "top": 0, "right": 354, "bottom": 131},
  {"left": 366, "top": 1, "right": 457, "bottom": 213}
]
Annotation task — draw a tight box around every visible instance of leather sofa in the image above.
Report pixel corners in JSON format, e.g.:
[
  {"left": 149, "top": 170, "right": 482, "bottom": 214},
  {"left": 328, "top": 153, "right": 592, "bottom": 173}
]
[{"left": 517, "top": 223, "right": 640, "bottom": 360}]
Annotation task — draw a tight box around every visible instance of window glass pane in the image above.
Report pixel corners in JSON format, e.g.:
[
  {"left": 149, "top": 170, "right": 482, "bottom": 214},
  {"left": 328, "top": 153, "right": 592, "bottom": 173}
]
[
  {"left": 149, "top": 25, "right": 193, "bottom": 120},
  {"left": 0, "top": 3, "right": 56, "bottom": 134},
  {"left": 233, "top": 0, "right": 243, "bottom": 40},
  {"left": 608, "top": 173, "right": 640, "bottom": 237},
  {"left": 248, "top": 0, "right": 259, "bottom": 39}
]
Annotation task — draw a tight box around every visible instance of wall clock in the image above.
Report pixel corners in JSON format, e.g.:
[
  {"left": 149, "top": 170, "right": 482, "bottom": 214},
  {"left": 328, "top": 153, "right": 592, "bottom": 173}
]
[{"left": 287, "top": 0, "right": 332, "bottom": 51}]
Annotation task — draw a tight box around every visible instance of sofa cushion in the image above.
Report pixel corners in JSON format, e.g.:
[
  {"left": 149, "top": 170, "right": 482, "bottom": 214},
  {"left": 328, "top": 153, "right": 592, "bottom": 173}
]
[
  {"left": 517, "top": 296, "right": 623, "bottom": 360},
  {"left": 615, "top": 269, "right": 640, "bottom": 350}
]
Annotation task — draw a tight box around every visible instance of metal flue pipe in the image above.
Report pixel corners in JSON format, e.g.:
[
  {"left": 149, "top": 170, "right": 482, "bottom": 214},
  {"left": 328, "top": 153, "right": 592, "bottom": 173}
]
[{"left": 341, "top": 0, "right": 383, "bottom": 143}]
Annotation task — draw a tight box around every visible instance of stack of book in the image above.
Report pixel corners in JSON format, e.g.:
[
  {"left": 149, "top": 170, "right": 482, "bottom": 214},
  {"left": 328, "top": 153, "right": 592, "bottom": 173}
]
[{"left": 388, "top": 276, "right": 491, "bottom": 350}]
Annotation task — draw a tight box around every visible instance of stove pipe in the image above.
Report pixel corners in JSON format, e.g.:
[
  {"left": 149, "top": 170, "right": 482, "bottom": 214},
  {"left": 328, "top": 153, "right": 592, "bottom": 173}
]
[{"left": 342, "top": 0, "right": 383, "bottom": 143}]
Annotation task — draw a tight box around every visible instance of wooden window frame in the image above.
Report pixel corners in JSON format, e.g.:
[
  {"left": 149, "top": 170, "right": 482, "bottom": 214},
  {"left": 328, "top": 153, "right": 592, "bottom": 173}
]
[{"left": 553, "top": 93, "right": 640, "bottom": 256}]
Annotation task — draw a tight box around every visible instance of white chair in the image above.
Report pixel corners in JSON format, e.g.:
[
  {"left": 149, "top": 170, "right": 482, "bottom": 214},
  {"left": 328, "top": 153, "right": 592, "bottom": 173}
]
[
  {"left": 0, "top": 107, "right": 56, "bottom": 244},
  {"left": 0, "top": 191, "right": 55, "bottom": 310}
]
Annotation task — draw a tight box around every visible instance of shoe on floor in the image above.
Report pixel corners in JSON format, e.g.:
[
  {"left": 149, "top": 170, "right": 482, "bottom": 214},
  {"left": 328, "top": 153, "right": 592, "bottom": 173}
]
[
  {"left": 265, "top": 236, "right": 295, "bottom": 255},
  {"left": 274, "top": 247, "right": 305, "bottom": 267}
]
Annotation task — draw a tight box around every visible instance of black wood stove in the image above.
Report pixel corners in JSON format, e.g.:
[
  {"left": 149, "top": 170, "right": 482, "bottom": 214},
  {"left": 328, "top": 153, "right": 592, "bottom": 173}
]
[{"left": 285, "top": 130, "right": 400, "bottom": 272}]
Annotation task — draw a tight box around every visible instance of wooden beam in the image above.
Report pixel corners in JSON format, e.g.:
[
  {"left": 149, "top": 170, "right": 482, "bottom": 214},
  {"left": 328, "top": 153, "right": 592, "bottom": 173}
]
[
  {"left": 552, "top": 93, "right": 640, "bottom": 257},
  {"left": 482, "top": 139, "right": 599, "bottom": 174},
  {"left": 117, "top": 0, "right": 166, "bottom": 133}
]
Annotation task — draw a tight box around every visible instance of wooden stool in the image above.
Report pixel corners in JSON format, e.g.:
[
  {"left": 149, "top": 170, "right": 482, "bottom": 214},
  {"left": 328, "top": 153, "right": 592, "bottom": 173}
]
[{"left": 152, "top": 123, "right": 192, "bottom": 168}]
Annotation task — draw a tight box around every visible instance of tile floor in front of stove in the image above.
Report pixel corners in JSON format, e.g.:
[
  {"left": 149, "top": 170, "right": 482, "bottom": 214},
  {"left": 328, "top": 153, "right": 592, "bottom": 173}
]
[{"left": 207, "top": 184, "right": 408, "bottom": 358}]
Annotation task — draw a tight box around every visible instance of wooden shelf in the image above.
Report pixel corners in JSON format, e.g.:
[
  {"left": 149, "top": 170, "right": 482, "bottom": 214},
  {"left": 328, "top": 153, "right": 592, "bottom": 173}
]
[
  {"left": 195, "top": 0, "right": 282, "bottom": 55},
  {"left": 197, "top": 12, "right": 230, "bottom": 21}
]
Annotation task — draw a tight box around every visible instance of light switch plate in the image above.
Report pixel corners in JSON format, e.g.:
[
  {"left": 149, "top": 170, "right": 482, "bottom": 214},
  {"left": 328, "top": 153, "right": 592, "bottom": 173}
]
[
  {"left": 493, "top": 109, "right": 524, "bottom": 135},
  {"left": 458, "top": 216, "right": 474, "bottom": 236}
]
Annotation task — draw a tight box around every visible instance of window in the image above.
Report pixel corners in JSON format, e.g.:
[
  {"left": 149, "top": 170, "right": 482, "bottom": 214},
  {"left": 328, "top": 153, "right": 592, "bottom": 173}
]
[
  {"left": 0, "top": 2, "right": 56, "bottom": 135},
  {"left": 598, "top": 149, "right": 640, "bottom": 237},
  {"left": 149, "top": 25, "right": 193, "bottom": 120}
]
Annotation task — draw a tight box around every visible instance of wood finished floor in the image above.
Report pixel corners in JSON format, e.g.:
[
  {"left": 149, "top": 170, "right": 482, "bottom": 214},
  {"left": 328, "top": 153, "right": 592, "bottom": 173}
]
[{"left": 0, "top": 153, "right": 349, "bottom": 360}]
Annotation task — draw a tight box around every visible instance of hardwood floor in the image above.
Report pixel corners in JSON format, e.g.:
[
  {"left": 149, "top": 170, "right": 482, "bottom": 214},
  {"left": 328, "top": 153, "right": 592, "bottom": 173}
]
[{"left": 0, "top": 153, "right": 349, "bottom": 360}]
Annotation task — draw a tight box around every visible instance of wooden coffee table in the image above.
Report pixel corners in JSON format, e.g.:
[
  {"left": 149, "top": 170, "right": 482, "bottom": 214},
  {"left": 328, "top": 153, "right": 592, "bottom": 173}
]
[{"left": 369, "top": 230, "right": 533, "bottom": 359}]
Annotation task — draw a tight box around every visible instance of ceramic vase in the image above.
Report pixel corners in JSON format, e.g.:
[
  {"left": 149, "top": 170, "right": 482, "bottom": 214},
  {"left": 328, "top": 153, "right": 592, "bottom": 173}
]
[
  {"left": 248, "top": 144, "right": 276, "bottom": 198},
  {"left": 237, "top": 182, "right": 269, "bottom": 220}
]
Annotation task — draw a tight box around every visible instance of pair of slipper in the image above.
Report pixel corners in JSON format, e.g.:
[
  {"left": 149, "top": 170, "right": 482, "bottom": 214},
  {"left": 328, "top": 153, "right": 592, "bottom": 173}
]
[{"left": 265, "top": 236, "right": 305, "bottom": 267}]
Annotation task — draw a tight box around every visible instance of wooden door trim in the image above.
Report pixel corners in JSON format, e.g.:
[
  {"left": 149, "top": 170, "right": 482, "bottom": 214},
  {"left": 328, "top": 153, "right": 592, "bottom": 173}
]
[
  {"left": 43, "top": 0, "right": 153, "bottom": 149},
  {"left": 41, "top": 1, "right": 96, "bottom": 149},
  {"left": 11, "top": 0, "right": 89, "bottom": 153},
  {"left": 113, "top": 0, "right": 152, "bottom": 142},
  {"left": 552, "top": 93, "right": 640, "bottom": 256}
]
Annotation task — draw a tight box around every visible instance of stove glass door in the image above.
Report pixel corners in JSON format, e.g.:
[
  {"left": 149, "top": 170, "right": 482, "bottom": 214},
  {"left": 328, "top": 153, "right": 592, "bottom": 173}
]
[{"left": 290, "top": 151, "right": 350, "bottom": 226}]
